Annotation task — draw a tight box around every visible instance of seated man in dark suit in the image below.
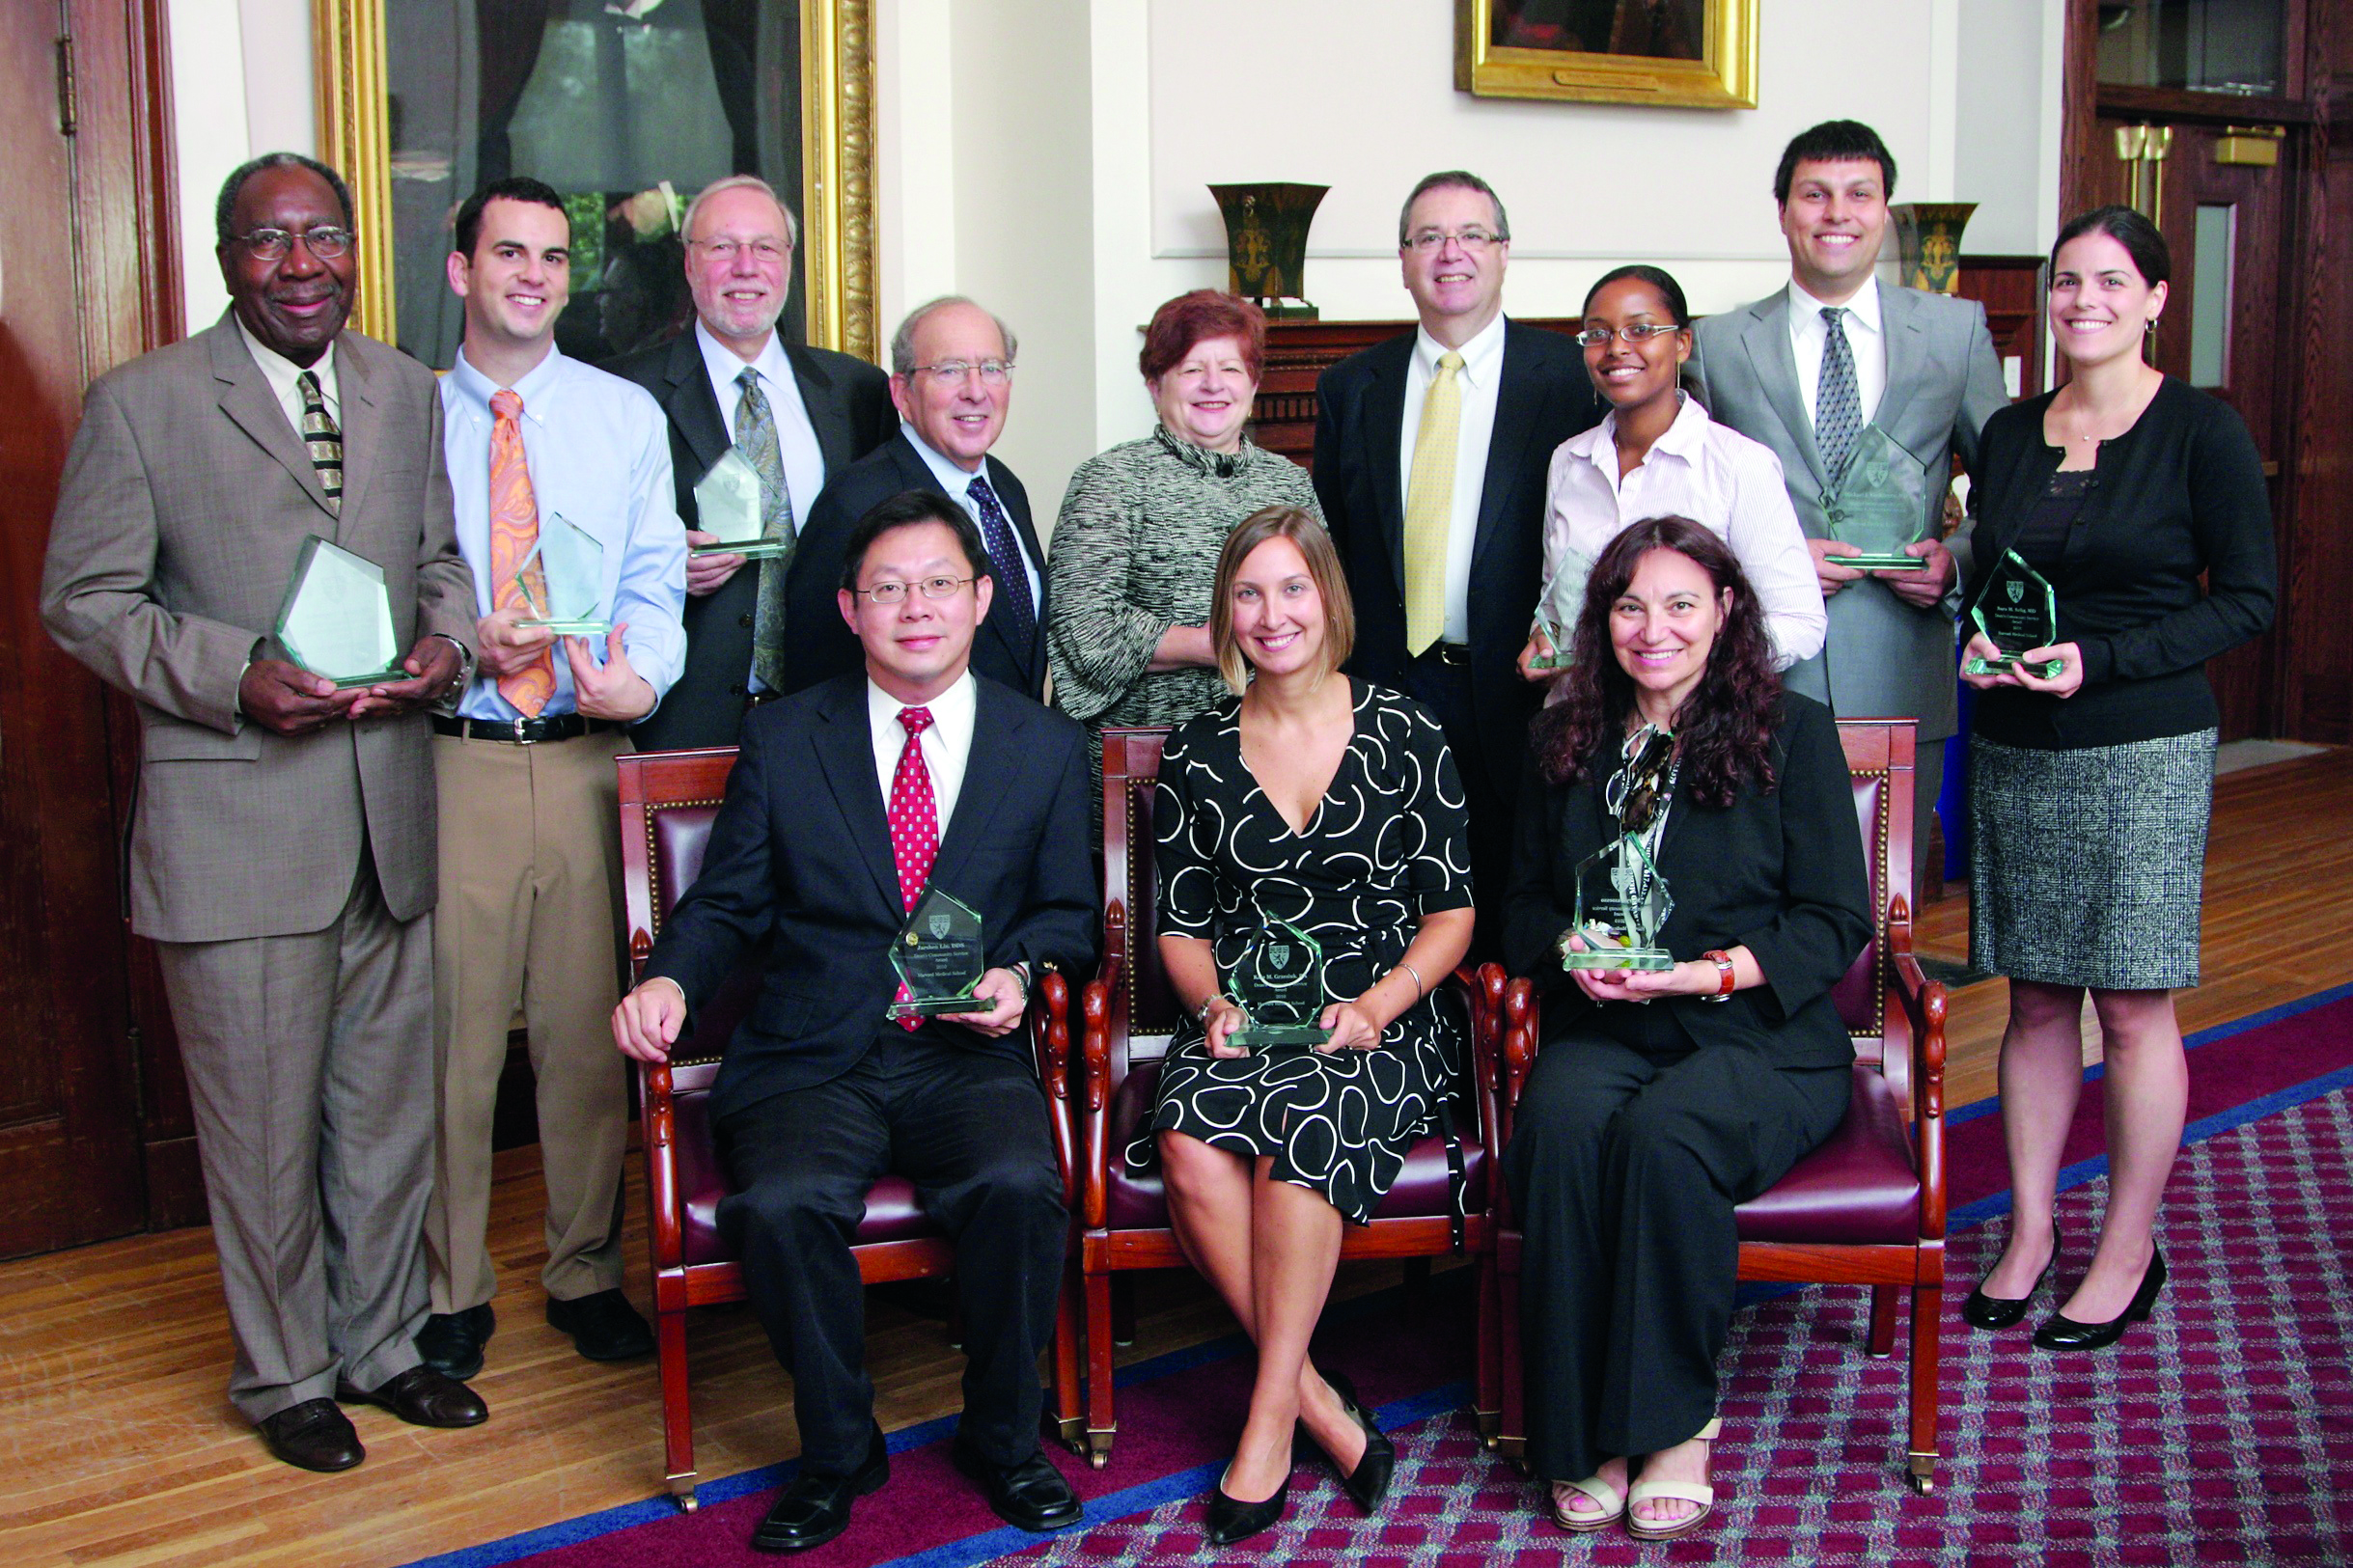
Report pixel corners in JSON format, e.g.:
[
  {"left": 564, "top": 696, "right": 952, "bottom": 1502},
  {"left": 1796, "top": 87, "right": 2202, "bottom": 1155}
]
[
  {"left": 779, "top": 297, "right": 1048, "bottom": 700},
  {"left": 612, "top": 490, "right": 1094, "bottom": 1553}
]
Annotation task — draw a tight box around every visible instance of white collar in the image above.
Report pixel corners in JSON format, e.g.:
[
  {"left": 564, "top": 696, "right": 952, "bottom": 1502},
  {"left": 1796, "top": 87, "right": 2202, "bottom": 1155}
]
[
  {"left": 235, "top": 313, "right": 340, "bottom": 402},
  {"left": 900, "top": 423, "right": 989, "bottom": 495},
  {"left": 867, "top": 668, "right": 977, "bottom": 739},
  {"left": 696, "top": 318, "right": 791, "bottom": 399},
  {"left": 1413, "top": 310, "right": 1509, "bottom": 384},
  {"left": 1788, "top": 276, "right": 1882, "bottom": 335},
  {"left": 1568, "top": 391, "right": 1709, "bottom": 467}
]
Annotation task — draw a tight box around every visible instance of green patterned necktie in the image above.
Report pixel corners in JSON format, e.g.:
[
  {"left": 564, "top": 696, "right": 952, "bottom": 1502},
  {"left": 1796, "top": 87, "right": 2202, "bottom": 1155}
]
[{"left": 734, "top": 368, "right": 795, "bottom": 691}]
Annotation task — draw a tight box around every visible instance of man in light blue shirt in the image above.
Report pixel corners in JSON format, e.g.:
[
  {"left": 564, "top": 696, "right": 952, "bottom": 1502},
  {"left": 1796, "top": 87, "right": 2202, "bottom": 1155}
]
[{"left": 418, "top": 177, "right": 686, "bottom": 1383}]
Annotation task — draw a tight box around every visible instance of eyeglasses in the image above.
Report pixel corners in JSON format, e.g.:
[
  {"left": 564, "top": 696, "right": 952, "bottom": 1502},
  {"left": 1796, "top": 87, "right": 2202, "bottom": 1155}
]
[
  {"left": 1403, "top": 227, "right": 1504, "bottom": 254},
  {"left": 235, "top": 226, "right": 355, "bottom": 261},
  {"left": 690, "top": 237, "right": 789, "bottom": 263},
  {"left": 853, "top": 575, "right": 977, "bottom": 605},
  {"left": 1573, "top": 322, "right": 1683, "bottom": 348},
  {"left": 908, "top": 360, "right": 1015, "bottom": 385}
]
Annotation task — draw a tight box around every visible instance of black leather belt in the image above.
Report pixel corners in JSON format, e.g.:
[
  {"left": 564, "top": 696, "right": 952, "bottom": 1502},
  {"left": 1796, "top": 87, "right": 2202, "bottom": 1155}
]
[
  {"left": 1420, "top": 643, "right": 1473, "bottom": 667},
  {"left": 430, "top": 713, "right": 625, "bottom": 744},
  {"left": 744, "top": 690, "right": 785, "bottom": 711}
]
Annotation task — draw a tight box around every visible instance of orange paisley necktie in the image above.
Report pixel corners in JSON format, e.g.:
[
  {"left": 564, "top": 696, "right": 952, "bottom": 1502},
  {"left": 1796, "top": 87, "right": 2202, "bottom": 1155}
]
[{"left": 489, "top": 389, "right": 555, "bottom": 716}]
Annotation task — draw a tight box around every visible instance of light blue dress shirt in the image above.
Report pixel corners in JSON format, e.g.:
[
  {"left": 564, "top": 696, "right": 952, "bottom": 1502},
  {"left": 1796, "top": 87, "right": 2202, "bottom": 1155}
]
[{"left": 441, "top": 345, "right": 688, "bottom": 721}]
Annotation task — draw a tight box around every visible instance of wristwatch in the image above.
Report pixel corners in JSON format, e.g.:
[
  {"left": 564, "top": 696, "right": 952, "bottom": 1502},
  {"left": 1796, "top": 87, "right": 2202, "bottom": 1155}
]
[{"left": 1702, "top": 949, "right": 1735, "bottom": 1003}]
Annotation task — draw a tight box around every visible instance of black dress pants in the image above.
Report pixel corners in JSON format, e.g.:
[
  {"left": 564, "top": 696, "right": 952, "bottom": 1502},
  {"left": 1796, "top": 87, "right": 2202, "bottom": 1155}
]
[
  {"left": 715, "top": 1030, "right": 1066, "bottom": 1472},
  {"left": 1397, "top": 646, "right": 1521, "bottom": 954},
  {"left": 1502, "top": 1022, "right": 1848, "bottom": 1482}
]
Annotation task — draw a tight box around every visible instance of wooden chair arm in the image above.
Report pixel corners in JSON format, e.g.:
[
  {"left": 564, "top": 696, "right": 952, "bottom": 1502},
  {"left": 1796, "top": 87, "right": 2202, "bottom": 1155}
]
[
  {"left": 1076, "top": 952, "right": 1125, "bottom": 1231},
  {"left": 638, "top": 1060, "right": 685, "bottom": 1271},
  {"left": 1030, "top": 971, "right": 1079, "bottom": 1209},
  {"left": 1892, "top": 949, "right": 1949, "bottom": 1240}
]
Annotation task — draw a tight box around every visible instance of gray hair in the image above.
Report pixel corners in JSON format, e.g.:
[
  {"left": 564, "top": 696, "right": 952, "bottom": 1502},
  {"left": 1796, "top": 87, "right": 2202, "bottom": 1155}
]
[
  {"left": 681, "top": 174, "right": 800, "bottom": 249},
  {"left": 215, "top": 151, "right": 354, "bottom": 247},
  {"left": 889, "top": 296, "right": 1018, "bottom": 377},
  {"left": 1396, "top": 170, "right": 1511, "bottom": 247}
]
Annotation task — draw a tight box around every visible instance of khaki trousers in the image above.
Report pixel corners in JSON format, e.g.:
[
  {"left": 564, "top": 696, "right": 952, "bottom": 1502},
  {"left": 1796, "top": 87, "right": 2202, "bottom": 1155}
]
[{"left": 426, "top": 729, "right": 632, "bottom": 1313}]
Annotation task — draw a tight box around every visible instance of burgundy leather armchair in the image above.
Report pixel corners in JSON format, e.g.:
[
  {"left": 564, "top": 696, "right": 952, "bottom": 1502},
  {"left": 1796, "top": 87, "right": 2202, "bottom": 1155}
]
[{"left": 1490, "top": 719, "right": 1950, "bottom": 1492}]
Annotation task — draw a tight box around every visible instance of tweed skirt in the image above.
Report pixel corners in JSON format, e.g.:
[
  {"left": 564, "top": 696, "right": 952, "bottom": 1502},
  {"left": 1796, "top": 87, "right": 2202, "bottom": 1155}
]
[{"left": 1968, "top": 728, "right": 2217, "bottom": 991}]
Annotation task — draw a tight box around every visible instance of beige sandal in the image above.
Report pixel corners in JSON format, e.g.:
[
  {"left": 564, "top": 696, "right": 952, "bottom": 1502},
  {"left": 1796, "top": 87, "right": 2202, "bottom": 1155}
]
[
  {"left": 1625, "top": 1417, "right": 1720, "bottom": 1541},
  {"left": 1548, "top": 1472, "right": 1625, "bottom": 1533}
]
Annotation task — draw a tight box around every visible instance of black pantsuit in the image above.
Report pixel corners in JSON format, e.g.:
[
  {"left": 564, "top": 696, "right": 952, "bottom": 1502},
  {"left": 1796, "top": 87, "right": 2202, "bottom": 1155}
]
[
  {"left": 717, "top": 1030, "right": 1066, "bottom": 1472},
  {"left": 1504, "top": 1024, "right": 1847, "bottom": 1480}
]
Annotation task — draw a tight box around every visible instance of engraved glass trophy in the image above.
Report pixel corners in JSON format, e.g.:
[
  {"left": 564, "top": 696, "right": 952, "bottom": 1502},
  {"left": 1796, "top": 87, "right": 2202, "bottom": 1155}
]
[
  {"left": 1558, "top": 834, "right": 1676, "bottom": 971},
  {"left": 1228, "top": 917, "right": 1328, "bottom": 1048},
  {"left": 1964, "top": 548, "right": 2063, "bottom": 678},
  {"left": 887, "top": 887, "right": 988, "bottom": 1019},
  {"left": 1825, "top": 426, "right": 1933, "bottom": 570},
  {"left": 690, "top": 450, "right": 789, "bottom": 559},
  {"left": 514, "top": 513, "right": 612, "bottom": 635},
  {"left": 273, "top": 536, "right": 404, "bottom": 686}
]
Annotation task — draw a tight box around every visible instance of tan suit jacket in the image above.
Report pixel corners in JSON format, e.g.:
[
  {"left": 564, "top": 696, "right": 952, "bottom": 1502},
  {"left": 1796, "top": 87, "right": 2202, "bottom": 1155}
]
[{"left": 42, "top": 312, "right": 476, "bottom": 943}]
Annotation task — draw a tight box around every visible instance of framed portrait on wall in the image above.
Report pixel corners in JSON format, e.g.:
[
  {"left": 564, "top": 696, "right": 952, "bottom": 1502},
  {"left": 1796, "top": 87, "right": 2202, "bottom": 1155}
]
[
  {"left": 314, "top": 0, "right": 877, "bottom": 369},
  {"left": 1454, "top": 0, "right": 1758, "bottom": 110}
]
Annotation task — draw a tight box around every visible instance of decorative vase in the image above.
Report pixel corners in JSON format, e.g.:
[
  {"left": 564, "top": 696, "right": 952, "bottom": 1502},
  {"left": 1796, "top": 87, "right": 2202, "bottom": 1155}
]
[
  {"left": 1208, "top": 183, "right": 1329, "bottom": 320},
  {"left": 1891, "top": 203, "right": 1978, "bottom": 295}
]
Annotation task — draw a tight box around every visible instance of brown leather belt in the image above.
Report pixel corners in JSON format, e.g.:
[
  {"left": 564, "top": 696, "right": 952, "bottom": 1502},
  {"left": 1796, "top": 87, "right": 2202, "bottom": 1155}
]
[{"left": 430, "top": 713, "right": 626, "bottom": 744}]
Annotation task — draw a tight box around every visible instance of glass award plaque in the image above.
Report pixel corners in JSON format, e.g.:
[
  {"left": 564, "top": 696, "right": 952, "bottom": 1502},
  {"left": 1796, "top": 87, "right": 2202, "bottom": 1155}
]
[
  {"left": 1826, "top": 426, "right": 1933, "bottom": 570},
  {"left": 1558, "top": 834, "right": 1676, "bottom": 972},
  {"left": 1529, "top": 547, "right": 1593, "bottom": 672},
  {"left": 1227, "top": 918, "right": 1328, "bottom": 1048},
  {"left": 273, "top": 535, "right": 404, "bottom": 686},
  {"left": 514, "top": 513, "right": 613, "bottom": 635},
  {"left": 1528, "top": 608, "right": 1571, "bottom": 673},
  {"left": 887, "top": 887, "right": 988, "bottom": 1019},
  {"left": 690, "top": 450, "right": 789, "bottom": 559},
  {"left": 1964, "top": 548, "right": 2063, "bottom": 678}
]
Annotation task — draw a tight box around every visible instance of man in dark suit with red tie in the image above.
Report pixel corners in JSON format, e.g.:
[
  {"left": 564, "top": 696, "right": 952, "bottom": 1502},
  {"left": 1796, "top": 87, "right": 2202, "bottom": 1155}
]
[{"left": 612, "top": 490, "right": 1094, "bottom": 1553}]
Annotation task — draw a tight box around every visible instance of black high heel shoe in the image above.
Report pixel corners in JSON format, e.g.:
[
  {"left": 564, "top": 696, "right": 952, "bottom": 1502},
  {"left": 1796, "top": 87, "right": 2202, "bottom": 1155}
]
[
  {"left": 1204, "top": 1464, "right": 1289, "bottom": 1547},
  {"left": 2033, "top": 1244, "right": 2167, "bottom": 1351},
  {"left": 1961, "top": 1221, "right": 2062, "bottom": 1330},
  {"left": 1315, "top": 1369, "right": 1397, "bottom": 1513}
]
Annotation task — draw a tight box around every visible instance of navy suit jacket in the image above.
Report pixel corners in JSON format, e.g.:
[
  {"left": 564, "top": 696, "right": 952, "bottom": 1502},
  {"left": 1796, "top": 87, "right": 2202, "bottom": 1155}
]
[
  {"left": 1311, "top": 319, "right": 1603, "bottom": 795},
  {"left": 605, "top": 330, "right": 894, "bottom": 752},
  {"left": 778, "top": 432, "right": 1049, "bottom": 700},
  {"left": 641, "top": 672, "right": 1097, "bottom": 1122}
]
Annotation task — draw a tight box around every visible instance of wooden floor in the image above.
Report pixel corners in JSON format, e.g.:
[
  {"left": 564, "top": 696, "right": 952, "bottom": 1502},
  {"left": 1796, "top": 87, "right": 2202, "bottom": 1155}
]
[{"left": 4, "top": 749, "right": 2348, "bottom": 1568}]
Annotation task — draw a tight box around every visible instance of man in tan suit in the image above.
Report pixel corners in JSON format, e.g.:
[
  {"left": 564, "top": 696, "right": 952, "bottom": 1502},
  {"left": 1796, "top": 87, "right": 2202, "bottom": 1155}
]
[{"left": 42, "top": 152, "right": 489, "bottom": 1472}]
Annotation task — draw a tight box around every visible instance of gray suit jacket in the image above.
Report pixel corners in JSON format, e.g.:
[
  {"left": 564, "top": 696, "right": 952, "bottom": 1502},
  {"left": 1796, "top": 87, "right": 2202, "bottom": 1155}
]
[
  {"left": 1688, "top": 284, "right": 2007, "bottom": 739},
  {"left": 41, "top": 312, "right": 476, "bottom": 943}
]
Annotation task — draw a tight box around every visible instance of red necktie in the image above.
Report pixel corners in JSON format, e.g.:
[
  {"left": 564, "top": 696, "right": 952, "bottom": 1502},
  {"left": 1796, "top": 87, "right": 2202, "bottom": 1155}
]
[{"left": 889, "top": 706, "right": 939, "bottom": 1028}]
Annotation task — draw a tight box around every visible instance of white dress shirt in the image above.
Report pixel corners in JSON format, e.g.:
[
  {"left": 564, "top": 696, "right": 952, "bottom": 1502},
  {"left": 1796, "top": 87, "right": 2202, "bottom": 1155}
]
[
  {"left": 900, "top": 424, "right": 1043, "bottom": 617},
  {"left": 1397, "top": 312, "right": 1508, "bottom": 646},
  {"left": 1786, "top": 277, "right": 1887, "bottom": 432},
  {"left": 1540, "top": 394, "right": 1827, "bottom": 670},
  {"left": 236, "top": 316, "right": 340, "bottom": 435},
  {"left": 696, "top": 321, "right": 826, "bottom": 526},
  {"left": 868, "top": 669, "right": 976, "bottom": 832}
]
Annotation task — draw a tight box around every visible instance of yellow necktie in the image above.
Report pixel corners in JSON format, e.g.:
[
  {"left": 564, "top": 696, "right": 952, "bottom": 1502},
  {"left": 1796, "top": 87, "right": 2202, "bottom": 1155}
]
[{"left": 1402, "top": 351, "right": 1464, "bottom": 656}]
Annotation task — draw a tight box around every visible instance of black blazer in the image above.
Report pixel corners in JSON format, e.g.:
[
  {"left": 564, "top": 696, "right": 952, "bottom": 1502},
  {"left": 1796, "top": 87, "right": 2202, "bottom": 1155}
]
[
  {"left": 1311, "top": 319, "right": 1603, "bottom": 797},
  {"left": 641, "top": 672, "right": 1099, "bottom": 1122},
  {"left": 1502, "top": 694, "right": 1872, "bottom": 1073},
  {"left": 605, "top": 330, "right": 895, "bottom": 752},
  {"left": 778, "top": 432, "right": 1049, "bottom": 700}
]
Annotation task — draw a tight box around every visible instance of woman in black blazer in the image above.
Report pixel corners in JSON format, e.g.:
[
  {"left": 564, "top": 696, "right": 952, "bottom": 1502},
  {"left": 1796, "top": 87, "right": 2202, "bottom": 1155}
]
[{"left": 1502, "top": 516, "right": 1872, "bottom": 1540}]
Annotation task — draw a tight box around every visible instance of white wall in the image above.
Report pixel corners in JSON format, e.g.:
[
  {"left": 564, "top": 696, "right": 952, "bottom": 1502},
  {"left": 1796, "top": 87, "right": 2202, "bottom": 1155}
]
[{"left": 170, "top": 0, "right": 315, "bottom": 333}]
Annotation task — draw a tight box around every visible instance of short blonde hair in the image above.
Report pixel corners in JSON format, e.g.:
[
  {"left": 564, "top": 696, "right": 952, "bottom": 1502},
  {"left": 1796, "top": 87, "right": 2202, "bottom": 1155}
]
[{"left": 1209, "top": 506, "right": 1356, "bottom": 695}]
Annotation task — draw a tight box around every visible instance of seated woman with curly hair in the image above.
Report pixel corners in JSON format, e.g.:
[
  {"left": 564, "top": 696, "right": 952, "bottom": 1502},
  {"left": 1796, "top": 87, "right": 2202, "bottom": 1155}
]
[{"left": 1501, "top": 515, "right": 1872, "bottom": 1540}]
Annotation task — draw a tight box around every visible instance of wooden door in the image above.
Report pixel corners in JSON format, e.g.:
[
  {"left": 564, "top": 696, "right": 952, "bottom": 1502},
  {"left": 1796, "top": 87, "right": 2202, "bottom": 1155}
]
[
  {"left": 2092, "top": 114, "right": 2293, "bottom": 739},
  {"left": 0, "top": 1, "right": 177, "bottom": 1255}
]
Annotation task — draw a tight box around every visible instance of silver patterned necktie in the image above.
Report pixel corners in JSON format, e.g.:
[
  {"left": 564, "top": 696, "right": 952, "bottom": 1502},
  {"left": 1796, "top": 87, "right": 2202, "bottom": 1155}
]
[
  {"left": 734, "top": 368, "right": 794, "bottom": 692},
  {"left": 1815, "top": 306, "right": 1863, "bottom": 485}
]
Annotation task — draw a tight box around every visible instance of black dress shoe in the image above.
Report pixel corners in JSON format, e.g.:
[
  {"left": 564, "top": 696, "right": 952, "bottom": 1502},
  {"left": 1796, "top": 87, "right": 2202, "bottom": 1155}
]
[
  {"left": 417, "top": 1303, "right": 496, "bottom": 1379},
  {"left": 2034, "top": 1245, "right": 2168, "bottom": 1351},
  {"left": 752, "top": 1425, "right": 889, "bottom": 1553},
  {"left": 336, "top": 1365, "right": 489, "bottom": 1427},
  {"left": 951, "top": 1439, "right": 1083, "bottom": 1533},
  {"left": 258, "top": 1397, "right": 365, "bottom": 1472},
  {"left": 1962, "top": 1223, "right": 2062, "bottom": 1330},
  {"left": 1204, "top": 1466, "right": 1289, "bottom": 1548},
  {"left": 1316, "top": 1369, "right": 1397, "bottom": 1513},
  {"left": 546, "top": 1289, "right": 655, "bottom": 1362}
]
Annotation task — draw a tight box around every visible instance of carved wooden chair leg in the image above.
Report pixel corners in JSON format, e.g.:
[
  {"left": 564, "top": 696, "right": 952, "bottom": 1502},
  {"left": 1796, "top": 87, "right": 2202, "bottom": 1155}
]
[
  {"left": 1906, "top": 1283, "right": 1942, "bottom": 1494},
  {"left": 1084, "top": 1268, "right": 1118, "bottom": 1468},
  {"left": 657, "top": 1307, "right": 698, "bottom": 1510},
  {"left": 1053, "top": 1256, "right": 1085, "bottom": 1452}
]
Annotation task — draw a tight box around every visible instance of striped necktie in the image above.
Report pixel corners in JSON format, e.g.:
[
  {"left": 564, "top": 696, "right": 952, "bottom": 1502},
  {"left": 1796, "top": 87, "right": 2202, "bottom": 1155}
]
[
  {"left": 1402, "top": 350, "right": 1465, "bottom": 655},
  {"left": 734, "top": 369, "right": 796, "bottom": 693},
  {"left": 296, "top": 371, "right": 342, "bottom": 514}
]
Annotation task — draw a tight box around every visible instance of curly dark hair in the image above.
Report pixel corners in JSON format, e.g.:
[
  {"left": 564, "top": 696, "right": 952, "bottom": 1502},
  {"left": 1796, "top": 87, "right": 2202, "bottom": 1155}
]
[{"left": 1533, "top": 516, "right": 1783, "bottom": 809}]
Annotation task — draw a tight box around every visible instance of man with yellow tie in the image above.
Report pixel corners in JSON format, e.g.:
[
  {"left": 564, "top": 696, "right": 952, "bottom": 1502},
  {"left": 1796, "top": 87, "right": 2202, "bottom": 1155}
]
[
  {"left": 419, "top": 178, "right": 686, "bottom": 1381},
  {"left": 1312, "top": 172, "right": 1603, "bottom": 939}
]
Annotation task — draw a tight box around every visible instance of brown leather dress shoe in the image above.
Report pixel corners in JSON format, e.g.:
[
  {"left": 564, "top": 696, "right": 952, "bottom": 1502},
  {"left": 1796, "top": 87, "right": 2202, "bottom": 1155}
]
[
  {"left": 258, "top": 1397, "right": 366, "bottom": 1472},
  {"left": 336, "top": 1365, "right": 489, "bottom": 1428}
]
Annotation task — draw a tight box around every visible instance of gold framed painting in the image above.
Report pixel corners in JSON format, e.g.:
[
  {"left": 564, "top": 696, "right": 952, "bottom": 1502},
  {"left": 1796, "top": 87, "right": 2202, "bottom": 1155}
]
[
  {"left": 1455, "top": 0, "right": 1759, "bottom": 110},
  {"left": 313, "top": 0, "right": 877, "bottom": 367}
]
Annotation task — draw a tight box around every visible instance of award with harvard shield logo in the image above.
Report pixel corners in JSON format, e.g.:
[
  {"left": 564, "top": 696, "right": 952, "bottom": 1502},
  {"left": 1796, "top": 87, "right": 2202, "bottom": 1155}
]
[
  {"left": 1824, "top": 426, "right": 1934, "bottom": 570},
  {"left": 1964, "top": 549, "right": 2063, "bottom": 678},
  {"left": 1228, "top": 918, "right": 1328, "bottom": 1048},
  {"left": 887, "top": 887, "right": 987, "bottom": 1019},
  {"left": 1559, "top": 833, "right": 1676, "bottom": 971}
]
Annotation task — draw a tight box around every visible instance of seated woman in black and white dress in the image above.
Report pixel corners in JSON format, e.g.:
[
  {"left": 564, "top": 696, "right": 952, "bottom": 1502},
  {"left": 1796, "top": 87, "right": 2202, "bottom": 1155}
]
[{"left": 1136, "top": 505, "right": 1474, "bottom": 1548}]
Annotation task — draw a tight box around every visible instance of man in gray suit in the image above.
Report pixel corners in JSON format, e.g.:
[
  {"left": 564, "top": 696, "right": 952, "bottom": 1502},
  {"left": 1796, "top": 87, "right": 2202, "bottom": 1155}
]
[
  {"left": 1689, "top": 120, "right": 2008, "bottom": 881},
  {"left": 42, "top": 153, "right": 488, "bottom": 1472}
]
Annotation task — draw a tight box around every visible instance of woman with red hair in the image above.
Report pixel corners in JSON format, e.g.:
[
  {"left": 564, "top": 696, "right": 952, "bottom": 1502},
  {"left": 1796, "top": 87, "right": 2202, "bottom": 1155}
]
[{"left": 1044, "top": 289, "right": 1322, "bottom": 788}]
